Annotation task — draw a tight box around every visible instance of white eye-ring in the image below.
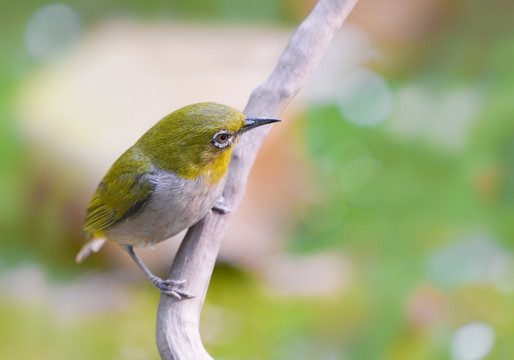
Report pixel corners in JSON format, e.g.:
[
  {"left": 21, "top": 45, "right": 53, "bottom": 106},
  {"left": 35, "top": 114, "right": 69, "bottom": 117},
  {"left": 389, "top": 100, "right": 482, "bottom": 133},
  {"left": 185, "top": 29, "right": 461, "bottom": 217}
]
[{"left": 212, "top": 130, "right": 233, "bottom": 148}]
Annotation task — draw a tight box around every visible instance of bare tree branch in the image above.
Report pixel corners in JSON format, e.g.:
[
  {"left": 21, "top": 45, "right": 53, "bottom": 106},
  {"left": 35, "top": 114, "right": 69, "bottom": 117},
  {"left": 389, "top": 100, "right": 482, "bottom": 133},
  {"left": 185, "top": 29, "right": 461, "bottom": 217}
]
[{"left": 156, "top": 1, "right": 359, "bottom": 359}]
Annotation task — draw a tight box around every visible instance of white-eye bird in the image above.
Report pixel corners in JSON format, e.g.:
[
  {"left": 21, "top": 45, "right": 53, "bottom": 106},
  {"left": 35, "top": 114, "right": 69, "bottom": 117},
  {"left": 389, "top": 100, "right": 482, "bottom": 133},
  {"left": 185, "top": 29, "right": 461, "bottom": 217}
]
[{"left": 76, "top": 102, "right": 280, "bottom": 298}]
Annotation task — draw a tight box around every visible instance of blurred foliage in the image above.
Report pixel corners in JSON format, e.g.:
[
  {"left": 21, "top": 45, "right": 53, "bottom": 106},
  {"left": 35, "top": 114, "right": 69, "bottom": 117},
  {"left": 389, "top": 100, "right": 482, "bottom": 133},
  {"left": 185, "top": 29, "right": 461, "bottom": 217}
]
[
  {"left": 0, "top": 287, "right": 158, "bottom": 360},
  {"left": 286, "top": 1, "right": 514, "bottom": 359},
  {"left": 0, "top": 0, "right": 513, "bottom": 359}
]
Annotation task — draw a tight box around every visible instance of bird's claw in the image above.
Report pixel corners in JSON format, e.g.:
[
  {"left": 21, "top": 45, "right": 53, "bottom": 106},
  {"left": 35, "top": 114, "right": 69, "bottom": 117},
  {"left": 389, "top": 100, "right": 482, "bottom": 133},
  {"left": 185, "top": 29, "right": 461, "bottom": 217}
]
[
  {"left": 151, "top": 277, "right": 194, "bottom": 300},
  {"left": 212, "top": 196, "right": 232, "bottom": 215}
]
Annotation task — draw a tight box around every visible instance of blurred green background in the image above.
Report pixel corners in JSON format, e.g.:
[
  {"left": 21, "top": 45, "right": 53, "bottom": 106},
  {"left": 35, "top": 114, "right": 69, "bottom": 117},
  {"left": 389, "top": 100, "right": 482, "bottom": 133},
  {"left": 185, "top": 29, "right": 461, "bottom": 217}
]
[{"left": 1, "top": 0, "right": 513, "bottom": 359}]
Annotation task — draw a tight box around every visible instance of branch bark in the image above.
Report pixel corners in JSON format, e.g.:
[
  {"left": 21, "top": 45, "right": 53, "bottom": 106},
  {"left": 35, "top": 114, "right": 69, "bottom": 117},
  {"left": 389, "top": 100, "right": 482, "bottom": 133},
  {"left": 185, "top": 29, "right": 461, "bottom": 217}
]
[{"left": 156, "top": 1, "right": 359, "bottom": 359}]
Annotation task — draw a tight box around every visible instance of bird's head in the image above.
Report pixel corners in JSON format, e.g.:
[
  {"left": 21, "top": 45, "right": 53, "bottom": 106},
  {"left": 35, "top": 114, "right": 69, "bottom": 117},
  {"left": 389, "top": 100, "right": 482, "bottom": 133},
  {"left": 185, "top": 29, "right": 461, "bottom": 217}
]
[{"left": 137, "top": 102, "right": 280, "bottom": 184}]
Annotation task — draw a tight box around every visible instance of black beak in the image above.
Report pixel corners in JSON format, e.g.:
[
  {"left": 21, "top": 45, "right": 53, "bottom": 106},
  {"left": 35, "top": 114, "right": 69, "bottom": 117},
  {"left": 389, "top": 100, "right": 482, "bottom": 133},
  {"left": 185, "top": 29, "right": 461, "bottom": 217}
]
[{"left": 240, "top": 116, "right": 281, "bottom": 134}]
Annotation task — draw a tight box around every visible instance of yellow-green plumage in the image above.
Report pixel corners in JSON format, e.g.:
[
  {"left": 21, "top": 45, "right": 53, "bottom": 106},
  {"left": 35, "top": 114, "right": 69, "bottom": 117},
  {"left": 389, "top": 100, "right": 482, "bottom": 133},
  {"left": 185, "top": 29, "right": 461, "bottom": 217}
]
[
  {"left": 136, "top": 103, "right": 245, "bottom": 182},
  {"left": 84, "top": 147, "right": 155, "bottom": 233}
]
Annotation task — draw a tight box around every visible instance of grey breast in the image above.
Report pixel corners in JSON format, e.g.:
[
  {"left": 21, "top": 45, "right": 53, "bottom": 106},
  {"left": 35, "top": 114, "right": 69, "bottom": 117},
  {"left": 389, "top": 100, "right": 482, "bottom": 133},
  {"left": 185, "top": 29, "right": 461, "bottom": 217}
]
[{"left": 105, "top": 169, "right": 225, "bottom": 247}]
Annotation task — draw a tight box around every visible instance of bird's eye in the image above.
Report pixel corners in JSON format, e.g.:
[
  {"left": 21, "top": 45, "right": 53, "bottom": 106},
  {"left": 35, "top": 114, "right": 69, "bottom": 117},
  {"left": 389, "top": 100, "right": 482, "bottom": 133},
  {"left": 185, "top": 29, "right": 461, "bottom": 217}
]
[
  {"left": 216, "top": 133, "right": 229, "bottom": 143},
  {"left": 212, "top": 131, "right": 233, "bottom": 148}
]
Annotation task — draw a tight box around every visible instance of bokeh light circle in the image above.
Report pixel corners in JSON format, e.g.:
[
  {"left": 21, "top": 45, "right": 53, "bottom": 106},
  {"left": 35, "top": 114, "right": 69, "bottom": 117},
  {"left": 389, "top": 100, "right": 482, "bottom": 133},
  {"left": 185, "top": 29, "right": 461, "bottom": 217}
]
[
  {"left": 25, "top": 3, "right": 82, "bottom": 60},
  {"left": 337, "top": 69, "right": 393, "bottom": 127},
  {"left": 451, "top": 322, "right": 495, "bottom": 360}
]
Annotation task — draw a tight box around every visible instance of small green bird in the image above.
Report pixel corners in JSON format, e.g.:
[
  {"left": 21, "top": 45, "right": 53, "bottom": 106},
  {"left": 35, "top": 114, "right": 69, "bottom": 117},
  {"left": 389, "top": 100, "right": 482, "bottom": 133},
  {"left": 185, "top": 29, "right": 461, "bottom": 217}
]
[{"left": 76, "top": 102, "right": 279, "bottom": 298}]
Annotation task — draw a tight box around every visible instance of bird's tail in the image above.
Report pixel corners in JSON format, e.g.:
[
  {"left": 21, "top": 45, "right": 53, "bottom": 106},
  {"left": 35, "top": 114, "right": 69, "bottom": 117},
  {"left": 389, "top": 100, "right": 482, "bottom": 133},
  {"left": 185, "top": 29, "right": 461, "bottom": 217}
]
[{"left": 75, "top": 238, "right": 106, "bottom": 263}]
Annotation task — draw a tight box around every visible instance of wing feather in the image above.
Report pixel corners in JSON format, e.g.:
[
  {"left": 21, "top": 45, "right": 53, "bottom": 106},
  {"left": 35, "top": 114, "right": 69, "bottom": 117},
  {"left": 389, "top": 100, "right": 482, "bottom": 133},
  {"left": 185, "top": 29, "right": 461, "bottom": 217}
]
[{"left": 83, "top": 148, "right": 155, "bottom": 233}]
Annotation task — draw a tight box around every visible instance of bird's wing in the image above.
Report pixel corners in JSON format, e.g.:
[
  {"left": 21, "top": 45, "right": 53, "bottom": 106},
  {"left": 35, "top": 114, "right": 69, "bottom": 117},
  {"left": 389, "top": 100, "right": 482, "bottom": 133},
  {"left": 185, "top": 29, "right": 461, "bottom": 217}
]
[{"left": 83, "top": 148, "right": 156, "bottom": 233}]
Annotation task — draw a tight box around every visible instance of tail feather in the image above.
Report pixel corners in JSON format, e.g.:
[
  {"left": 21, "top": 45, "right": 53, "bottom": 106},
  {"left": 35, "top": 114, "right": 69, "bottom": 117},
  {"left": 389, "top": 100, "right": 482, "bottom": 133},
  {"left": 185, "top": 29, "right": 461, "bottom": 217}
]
[{"left": 75, "top": 238, "right": 106, "bottom": 263}]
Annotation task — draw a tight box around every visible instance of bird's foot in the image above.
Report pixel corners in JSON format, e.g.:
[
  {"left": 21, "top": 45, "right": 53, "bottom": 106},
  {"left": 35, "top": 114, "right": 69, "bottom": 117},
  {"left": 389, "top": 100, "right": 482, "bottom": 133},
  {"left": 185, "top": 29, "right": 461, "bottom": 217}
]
[
  {"left": 212, "top": 196, "right": 232, "bottom": 215},
  {"left": 150, "top": 276, "right": 194, "bottom": 300}
]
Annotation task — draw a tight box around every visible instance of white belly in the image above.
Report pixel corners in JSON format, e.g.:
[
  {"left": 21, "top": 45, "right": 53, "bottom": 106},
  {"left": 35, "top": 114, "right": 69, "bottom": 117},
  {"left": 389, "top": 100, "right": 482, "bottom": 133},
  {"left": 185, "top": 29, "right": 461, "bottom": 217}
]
[{"left": 105, "top": 170, "right": 225, "bottom": 247}]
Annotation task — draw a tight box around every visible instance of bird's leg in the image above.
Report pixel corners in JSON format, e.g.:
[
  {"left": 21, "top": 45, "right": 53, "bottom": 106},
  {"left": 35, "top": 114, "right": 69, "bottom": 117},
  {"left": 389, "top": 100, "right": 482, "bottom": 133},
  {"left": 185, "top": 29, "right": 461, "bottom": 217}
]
[
  {"left": 121, "top": 244, "right": 194, "bottom": 300},
  {"left": 212, "top": 196, "right": 232, "bottom": 215}
]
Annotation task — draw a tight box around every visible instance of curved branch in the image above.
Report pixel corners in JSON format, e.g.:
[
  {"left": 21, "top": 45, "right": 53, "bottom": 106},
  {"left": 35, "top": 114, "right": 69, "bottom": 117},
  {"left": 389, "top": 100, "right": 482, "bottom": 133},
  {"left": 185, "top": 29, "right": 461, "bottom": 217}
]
[{"left": 156, "top": 1, "right": 359, "bottom": 359}]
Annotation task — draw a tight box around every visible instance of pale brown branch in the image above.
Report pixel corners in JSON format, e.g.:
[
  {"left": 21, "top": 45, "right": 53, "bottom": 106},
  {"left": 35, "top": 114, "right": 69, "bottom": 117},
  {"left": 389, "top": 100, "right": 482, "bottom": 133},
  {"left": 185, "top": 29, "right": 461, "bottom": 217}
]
[{"left": 156, "top": 1, "right": 359, "bottom": 358}]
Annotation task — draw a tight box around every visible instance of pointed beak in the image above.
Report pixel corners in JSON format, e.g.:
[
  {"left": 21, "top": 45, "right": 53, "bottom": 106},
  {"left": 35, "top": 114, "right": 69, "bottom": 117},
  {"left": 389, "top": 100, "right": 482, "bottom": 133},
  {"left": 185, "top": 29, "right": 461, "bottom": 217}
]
[{"left": 240, "top": 116, "right": 281, "bottom": 134}]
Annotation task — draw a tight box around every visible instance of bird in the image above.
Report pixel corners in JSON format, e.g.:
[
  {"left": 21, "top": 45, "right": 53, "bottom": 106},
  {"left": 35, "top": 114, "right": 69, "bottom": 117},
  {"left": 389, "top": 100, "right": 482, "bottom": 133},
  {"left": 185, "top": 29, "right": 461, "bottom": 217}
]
[{"left": 76, "top": 102, "right": 280, "bottom": 298}]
